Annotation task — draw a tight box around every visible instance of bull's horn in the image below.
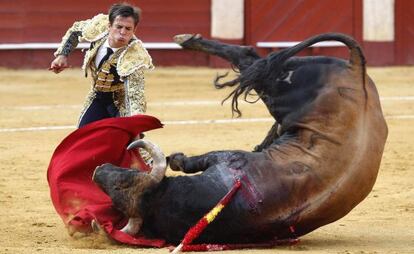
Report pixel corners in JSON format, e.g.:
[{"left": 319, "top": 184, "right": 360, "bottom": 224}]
[
  {"left": 127, "top": 139, "right": 167, "bottom": 183},
  {"left": 120, "top": 217, "right": 142, "bottom": 236}
]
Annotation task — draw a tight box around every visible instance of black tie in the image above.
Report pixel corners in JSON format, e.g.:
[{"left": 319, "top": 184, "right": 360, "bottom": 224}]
[{"left": 98, "top": 47, "right": 114, "bottom": 69}]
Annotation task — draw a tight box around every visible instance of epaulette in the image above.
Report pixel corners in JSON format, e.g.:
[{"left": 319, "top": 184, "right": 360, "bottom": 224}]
[
  {"left": 117, "top": 39, "right": 154, "bottom": 77},
  {"left": 82, "top": 14, "right": 109, "bottom": 42}
]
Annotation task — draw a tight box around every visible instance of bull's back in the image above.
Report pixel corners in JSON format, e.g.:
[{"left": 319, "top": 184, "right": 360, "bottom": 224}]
[{"left": 259, "top": 65, "right": 387, "bottom": 237}]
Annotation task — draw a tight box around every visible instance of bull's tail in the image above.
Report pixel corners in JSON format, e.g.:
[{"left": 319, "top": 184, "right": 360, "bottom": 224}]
[
  {"left": 276, "top": 33, "right": 365, "bottom": 68},
  {"left": 225, "top": 33, "right": 367, "bottom": 116},
  {"left": 266, "top": 33, "right": 366, "bottom": 91}
]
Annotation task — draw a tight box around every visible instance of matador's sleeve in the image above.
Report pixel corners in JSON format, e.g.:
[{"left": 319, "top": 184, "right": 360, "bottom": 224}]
[
  {"left": 54, "top": 14, "right": 108, "bottom": 57},
  {"left": 117, "top": 39, "right": 154, "bottom": 116},
  {"left": 123, "top": 70, "right": 147, "bottom": 116}
]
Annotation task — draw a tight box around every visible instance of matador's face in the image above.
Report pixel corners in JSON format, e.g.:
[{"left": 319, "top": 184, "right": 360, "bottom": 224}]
[{"left": 108, "top": 16, "right": 136, "bottom": 48}]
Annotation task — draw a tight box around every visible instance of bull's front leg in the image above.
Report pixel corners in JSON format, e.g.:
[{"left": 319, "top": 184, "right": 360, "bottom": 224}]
[
  {"left": 169, "top": 151, "right": 242, "bottom": 174},
  {"left": 174, "top": 34, "right": 261, "bottom": 70}
]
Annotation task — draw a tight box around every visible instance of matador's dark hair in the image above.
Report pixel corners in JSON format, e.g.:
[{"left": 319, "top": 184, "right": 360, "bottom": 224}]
[{"left": 109, "top": 3, "right": 142, "bottom": 27}]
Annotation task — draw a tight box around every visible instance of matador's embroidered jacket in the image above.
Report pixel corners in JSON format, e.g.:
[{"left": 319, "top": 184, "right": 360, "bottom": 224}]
[{"left": 54, "top": 14, "right": 154, "bottom": 120}]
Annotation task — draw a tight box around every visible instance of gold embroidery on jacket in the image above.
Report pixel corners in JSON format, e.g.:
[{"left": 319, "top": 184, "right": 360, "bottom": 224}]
[
  {"left": 82, "top": 37, "right": 106, "bottom": 77},
  {"left": 54, "top": 14, "right": 107, "bottom": 57},
  {"left": 55, "top": 14, "right": 154, "bottom": 119},
  {"left": 117, "top": 40, "right": 154, "bottom": 76},
  {"left": 94, "top": 49, "right": 125, "bottom": 92},
  {"left": 82, "top": 14, "right": 109, "bottom": 42}
]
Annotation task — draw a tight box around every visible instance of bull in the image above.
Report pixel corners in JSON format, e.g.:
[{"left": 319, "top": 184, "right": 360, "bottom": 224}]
[{"left": 92, "top": 33, "right": 388, "bottom": 244}]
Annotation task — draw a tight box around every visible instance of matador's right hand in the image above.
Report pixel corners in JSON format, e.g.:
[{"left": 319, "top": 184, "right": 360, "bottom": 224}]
[{"left": 49, "top": 55, "right": 70, "bottom": 74}]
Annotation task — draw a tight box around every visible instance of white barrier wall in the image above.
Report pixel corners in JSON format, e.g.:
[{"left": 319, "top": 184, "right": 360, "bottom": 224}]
[
  {"left": 363, "top": 0, "right": 395, "bottom": 41},
  {"left": 211, "top": 0, "right": 244, "bottom": 39}
]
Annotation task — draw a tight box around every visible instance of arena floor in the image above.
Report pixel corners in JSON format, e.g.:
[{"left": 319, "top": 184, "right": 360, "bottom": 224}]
[{"left": 0, "top": 66, "right": 413, "bottom": 254}]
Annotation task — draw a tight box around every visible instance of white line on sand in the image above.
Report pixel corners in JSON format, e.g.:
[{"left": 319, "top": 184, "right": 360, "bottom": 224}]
[
  {"left": 0, "top": 115, "right": 413, "bottom": 133},
  {"left": 2, "top": 96, "right": 414, "bottom": 111}
]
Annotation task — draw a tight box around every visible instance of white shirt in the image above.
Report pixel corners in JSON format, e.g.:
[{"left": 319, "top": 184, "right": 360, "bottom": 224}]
[{"left": 94, "top": 39, "right": 121, "bottom": 68}]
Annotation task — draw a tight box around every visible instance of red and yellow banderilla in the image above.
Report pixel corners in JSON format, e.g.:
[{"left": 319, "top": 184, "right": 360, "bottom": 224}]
[{"left": 171, "top": 179, "right": 242, "bottom": 253}]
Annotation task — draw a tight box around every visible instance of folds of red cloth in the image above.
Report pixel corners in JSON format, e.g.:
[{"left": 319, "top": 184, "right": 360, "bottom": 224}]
[{"left": 47, "top": 115, "right": 165, "bottom": 247}]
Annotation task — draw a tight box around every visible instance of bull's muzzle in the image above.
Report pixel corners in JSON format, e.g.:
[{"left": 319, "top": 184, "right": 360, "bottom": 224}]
[{"left": 91, "top": 139, "right": 167, "bottom": 236}]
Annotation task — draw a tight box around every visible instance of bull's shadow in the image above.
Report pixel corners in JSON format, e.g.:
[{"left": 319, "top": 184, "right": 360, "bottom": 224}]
[{"left": 93, "top": 33, "right": 388, "bottom": 245}]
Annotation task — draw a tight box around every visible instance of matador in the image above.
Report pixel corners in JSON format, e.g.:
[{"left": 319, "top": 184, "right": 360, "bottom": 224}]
[{"left": 50, "top": 3, "right": 153, "bottom": 127}]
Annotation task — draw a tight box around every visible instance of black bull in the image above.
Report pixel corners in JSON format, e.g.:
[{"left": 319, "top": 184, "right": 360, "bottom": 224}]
[{"left": 93, "top": 33, "right": 388, "bottom": 244}]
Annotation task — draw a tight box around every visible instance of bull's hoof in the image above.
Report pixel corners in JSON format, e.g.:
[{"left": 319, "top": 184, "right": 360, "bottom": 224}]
[
  {"left": 173, "top": 34, "right": 201, "bottom": 45},
  {"left": 168, "top": 153, "right": 186, "bottom": 172}
]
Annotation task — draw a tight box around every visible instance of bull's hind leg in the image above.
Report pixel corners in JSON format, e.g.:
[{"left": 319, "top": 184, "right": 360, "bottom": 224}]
[
  {"left": 169, "top": 151, "right": 247, "bottom": 173},
  {"left": 174, "top": 34, "right": 261, "bottom": 70}
]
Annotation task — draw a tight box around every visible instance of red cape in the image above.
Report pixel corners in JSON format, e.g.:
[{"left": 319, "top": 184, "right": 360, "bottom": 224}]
[{"left": 47, "top": 115, "right": 165, "bottom": 247}]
